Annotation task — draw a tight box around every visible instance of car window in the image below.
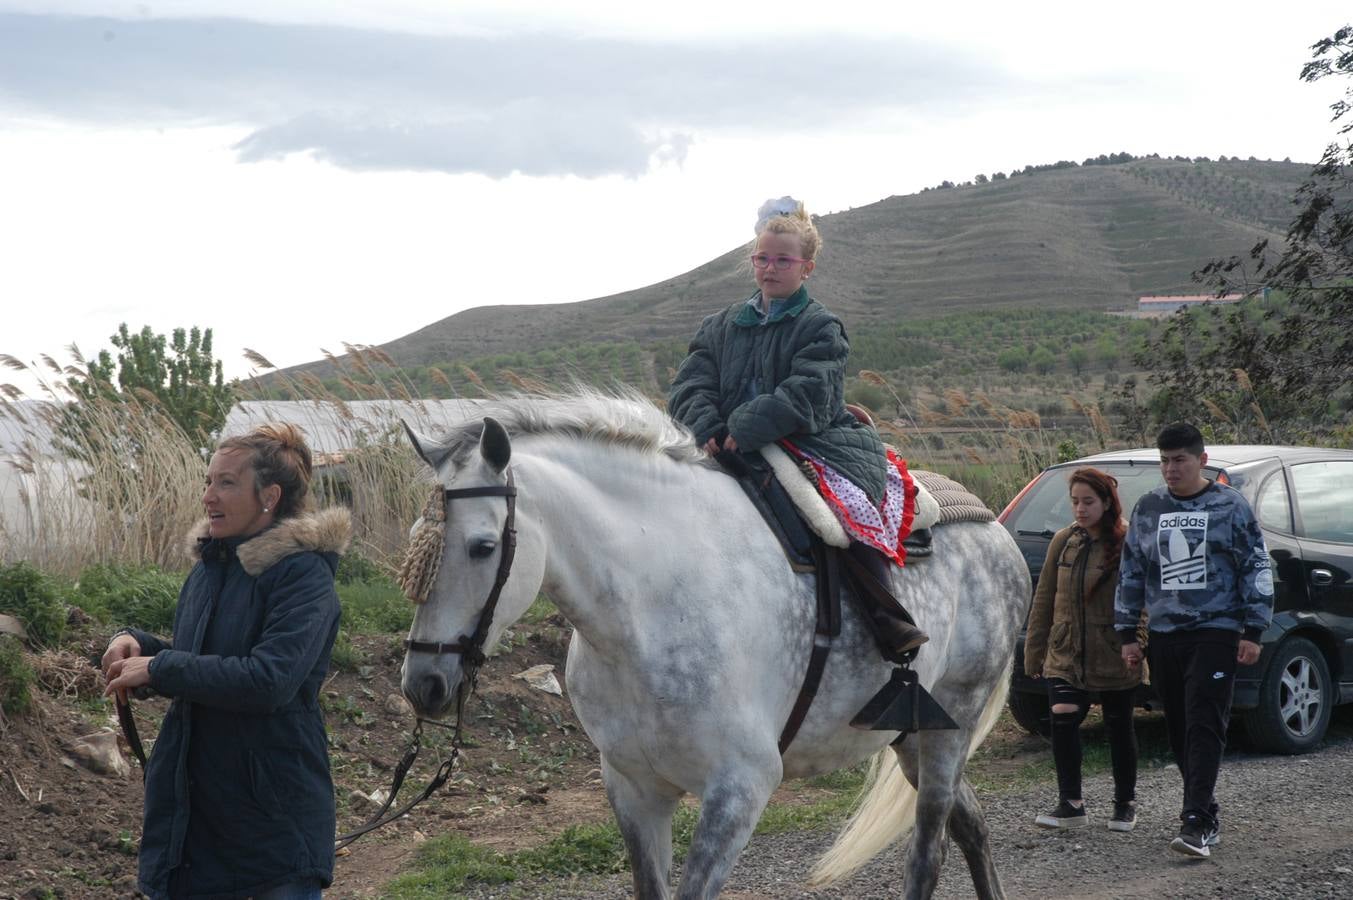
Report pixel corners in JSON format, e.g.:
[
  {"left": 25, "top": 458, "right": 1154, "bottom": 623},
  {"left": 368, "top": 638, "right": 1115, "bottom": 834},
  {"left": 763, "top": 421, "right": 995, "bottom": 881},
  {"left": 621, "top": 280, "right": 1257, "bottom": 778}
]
[
  {"left": 1255, "top": 471, "right": 1292, "bottom": 533},
  {"left": 1290, "top": 461, "right": 1353, "bottom": 544},
  {"left": 1004, "top": 463, "right": 1172, "bottom": 535}
]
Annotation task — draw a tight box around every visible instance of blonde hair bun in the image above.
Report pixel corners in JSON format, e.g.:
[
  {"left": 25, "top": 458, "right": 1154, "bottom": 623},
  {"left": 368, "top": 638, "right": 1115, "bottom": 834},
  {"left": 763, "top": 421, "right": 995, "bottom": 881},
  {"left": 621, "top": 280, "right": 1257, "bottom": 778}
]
[{"left": 259, "top": 422, "right": 308, "bottom": 453}]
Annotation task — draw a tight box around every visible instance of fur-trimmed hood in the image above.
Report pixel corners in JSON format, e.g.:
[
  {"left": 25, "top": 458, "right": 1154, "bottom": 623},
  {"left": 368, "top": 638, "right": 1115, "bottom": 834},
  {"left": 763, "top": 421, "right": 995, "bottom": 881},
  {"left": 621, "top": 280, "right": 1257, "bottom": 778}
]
[{"left": 188, "top": 507, "right": 353, "bottom": 576}]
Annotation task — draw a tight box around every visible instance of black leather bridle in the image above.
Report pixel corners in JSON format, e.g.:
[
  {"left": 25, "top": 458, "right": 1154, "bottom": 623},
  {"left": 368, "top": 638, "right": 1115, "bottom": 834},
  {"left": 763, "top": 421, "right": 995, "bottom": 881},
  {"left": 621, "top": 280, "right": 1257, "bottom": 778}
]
[
  {"left": 334, "top": 469, "right": 518, "bottom": 852},
  {"left": 402, "top": 469, "right": 518, "bottom": 681}
]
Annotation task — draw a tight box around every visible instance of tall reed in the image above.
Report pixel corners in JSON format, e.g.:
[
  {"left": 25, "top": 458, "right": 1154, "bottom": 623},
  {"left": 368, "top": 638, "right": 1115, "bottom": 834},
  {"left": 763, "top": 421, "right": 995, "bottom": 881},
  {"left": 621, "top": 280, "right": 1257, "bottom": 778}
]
[{"left": 0, "top": 358, "right": 204, "bottom": 575}]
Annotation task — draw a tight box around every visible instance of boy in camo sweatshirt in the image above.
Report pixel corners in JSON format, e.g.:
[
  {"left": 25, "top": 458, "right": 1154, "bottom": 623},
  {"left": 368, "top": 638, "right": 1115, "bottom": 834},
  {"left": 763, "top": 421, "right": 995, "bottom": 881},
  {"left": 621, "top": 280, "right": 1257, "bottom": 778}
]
[{"left": 1114, "top": 423, "right": 1273, "bottom": 860}]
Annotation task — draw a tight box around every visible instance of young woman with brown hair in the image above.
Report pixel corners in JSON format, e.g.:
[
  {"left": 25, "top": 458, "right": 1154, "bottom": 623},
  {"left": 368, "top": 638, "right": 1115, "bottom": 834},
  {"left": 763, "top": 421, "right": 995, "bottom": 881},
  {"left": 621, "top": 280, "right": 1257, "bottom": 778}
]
[{"left": 1024, "top": 466, "right": 1141, "bottom": 832}]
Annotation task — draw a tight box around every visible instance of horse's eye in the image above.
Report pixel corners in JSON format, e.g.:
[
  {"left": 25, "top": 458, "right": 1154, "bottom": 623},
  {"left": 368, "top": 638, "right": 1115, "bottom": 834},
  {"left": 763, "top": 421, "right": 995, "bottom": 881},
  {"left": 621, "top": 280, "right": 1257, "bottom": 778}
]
[{"left": 469, "top": 539, "right": 497, "bottom": 559}]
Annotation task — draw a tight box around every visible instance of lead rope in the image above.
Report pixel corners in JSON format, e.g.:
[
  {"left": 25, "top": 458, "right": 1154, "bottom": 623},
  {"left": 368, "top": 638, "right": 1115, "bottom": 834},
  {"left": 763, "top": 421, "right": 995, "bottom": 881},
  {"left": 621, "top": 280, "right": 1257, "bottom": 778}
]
[
  {"left": 334, "top": 683, "right": 469, "bottom": 853},
  {"left": 337, "top": 488, "right": 456, "bottom": 852}
]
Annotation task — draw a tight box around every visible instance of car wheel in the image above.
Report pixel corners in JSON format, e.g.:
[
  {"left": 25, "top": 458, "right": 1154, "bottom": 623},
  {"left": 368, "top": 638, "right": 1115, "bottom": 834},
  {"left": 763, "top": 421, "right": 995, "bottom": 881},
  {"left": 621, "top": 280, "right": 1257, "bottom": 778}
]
[
  {"left": 1244, "top": 636, "right": 1333, "bottom": 755},
  {"left": 1008, "top": 688, "right": 1051, "bottom": 738}
]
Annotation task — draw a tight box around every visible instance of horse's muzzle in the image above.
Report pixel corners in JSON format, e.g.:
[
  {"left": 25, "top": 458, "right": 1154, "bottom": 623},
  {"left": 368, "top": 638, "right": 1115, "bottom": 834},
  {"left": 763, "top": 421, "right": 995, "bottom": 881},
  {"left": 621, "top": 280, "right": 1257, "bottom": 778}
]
[{"left": 401, "top": 661, "right": 462, "bottom": 719}]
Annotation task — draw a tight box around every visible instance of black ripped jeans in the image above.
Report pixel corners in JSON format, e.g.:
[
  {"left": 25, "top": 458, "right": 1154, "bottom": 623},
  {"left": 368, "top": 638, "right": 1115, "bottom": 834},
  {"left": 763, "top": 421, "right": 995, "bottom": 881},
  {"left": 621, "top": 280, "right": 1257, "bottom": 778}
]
[{"left": 1045, "top": 678, "right": 1138, "bottom": 804}]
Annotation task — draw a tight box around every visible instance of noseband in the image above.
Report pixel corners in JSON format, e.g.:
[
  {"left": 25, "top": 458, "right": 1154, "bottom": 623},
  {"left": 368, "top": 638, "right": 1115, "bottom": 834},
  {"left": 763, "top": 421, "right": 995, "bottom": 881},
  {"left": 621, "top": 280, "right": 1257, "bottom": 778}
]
[{"left": 402, "top": 469, "right": 518, "bottom": 674}]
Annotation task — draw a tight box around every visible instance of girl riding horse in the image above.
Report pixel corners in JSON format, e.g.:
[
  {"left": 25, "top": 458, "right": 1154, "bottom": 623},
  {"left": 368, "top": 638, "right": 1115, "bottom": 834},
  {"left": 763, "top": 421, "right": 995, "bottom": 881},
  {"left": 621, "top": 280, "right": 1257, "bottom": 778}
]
[{"left": 667, "top": 196, "right": 926, "bottom": 659}]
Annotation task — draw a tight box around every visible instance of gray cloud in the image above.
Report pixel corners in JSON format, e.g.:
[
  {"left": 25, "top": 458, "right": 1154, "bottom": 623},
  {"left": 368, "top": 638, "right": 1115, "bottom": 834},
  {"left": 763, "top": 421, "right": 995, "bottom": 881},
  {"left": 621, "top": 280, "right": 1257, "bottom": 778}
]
[{"left": 0, "top": 13, "right": 1016, "bottom": 177}]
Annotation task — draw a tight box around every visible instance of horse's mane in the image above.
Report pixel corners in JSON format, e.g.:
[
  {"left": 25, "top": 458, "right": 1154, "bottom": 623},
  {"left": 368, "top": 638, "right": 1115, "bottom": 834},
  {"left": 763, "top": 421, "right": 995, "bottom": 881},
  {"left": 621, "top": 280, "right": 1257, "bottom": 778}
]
[{"left": 435, "top": 388, "right": 711, "bottom": 468}]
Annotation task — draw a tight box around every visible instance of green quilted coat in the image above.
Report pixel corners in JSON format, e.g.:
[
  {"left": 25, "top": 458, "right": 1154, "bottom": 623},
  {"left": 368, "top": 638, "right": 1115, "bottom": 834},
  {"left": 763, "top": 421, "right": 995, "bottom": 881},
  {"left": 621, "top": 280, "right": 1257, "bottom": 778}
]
[{"left": 668, "top": 286, "right": 887, "bottom": 503}]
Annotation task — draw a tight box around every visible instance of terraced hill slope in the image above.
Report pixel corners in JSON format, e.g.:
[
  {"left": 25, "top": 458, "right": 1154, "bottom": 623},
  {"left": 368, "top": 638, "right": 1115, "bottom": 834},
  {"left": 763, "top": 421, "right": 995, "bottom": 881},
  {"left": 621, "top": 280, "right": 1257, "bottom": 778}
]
[{"left": 283, "top": 158, "right": 1306, "bottom": 377}]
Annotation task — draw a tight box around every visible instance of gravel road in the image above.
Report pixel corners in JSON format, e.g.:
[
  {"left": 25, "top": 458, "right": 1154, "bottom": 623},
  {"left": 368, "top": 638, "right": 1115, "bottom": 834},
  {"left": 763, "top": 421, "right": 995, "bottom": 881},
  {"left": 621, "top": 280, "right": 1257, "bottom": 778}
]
[{"left": 469, "top": 733, "right": 1353, "bottom": 899}]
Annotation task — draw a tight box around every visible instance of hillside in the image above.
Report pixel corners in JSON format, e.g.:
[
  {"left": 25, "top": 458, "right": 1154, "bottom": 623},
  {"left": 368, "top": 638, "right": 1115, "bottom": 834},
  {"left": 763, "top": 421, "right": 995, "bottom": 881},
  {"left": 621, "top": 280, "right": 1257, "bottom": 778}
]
[{"left": 275, "top": 157, "right": 1304, "bottom": 382}]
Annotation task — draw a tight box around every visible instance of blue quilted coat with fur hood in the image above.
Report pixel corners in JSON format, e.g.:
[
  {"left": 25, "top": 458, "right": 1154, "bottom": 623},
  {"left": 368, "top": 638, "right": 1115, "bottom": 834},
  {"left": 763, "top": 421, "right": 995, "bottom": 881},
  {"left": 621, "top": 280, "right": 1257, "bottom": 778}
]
[
  {"left": 668, "top": 285, "right": 888, "bottom": 503},
  {"left": 123, "top": 508, "right": 349, "bottom": 899}
]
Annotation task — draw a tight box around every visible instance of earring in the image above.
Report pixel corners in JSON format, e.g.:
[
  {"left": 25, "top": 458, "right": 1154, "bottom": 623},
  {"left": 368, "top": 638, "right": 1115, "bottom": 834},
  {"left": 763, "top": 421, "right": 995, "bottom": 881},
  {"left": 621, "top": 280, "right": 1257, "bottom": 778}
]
[{"left": 263, "top": 506, "right": 271, "bottom": 513}]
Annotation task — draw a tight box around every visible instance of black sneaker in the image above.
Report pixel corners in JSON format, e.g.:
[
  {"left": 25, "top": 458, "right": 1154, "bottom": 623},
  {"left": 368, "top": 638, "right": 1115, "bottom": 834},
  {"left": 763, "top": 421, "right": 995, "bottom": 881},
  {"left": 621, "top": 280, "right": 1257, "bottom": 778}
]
[
  {"left": 1108, "top": 801, "right": 1136, "bottom": 832},
  {"left": 1203, "top": 819, "right": 1221, "bottom": 847},
  {"left": 1035, "top": 800, "right": 1088, "bottom": 829},
  {"left": 1170, "top": 815, "right": 1210, "bottom": 858}
]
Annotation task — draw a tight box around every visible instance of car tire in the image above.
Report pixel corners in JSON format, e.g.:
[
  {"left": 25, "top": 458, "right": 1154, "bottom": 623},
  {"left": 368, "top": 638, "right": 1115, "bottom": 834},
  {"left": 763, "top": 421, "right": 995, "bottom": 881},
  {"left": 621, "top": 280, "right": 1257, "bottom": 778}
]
[
  {"left": 1243, "top": 636, "right": 1333, "bottom": 755},
  {"left": 1008, "top": 688, "right": 1052, "bottom": 738}
]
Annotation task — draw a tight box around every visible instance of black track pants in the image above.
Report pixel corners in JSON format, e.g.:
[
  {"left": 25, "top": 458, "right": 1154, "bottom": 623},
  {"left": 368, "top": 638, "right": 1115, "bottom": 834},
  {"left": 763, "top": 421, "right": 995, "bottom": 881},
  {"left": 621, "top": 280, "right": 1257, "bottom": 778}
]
[{"left": 1147, "top": 629, "right": 1239, "bottom": 827}]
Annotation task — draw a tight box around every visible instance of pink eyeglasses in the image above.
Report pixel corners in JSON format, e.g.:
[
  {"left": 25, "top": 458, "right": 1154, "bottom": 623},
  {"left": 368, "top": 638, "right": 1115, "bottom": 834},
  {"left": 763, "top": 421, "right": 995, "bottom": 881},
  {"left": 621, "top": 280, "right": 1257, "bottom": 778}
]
[{"left": 750, "top": 253, "right": 810, "bottom": 270}]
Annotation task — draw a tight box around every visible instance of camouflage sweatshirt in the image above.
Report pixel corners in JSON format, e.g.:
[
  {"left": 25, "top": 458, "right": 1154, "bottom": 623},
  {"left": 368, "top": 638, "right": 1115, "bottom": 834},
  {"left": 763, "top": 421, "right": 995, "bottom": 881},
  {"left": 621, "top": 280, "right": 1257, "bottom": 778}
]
[{"left": 1114, "top": 481, "right": 1274, "bottom": 643}]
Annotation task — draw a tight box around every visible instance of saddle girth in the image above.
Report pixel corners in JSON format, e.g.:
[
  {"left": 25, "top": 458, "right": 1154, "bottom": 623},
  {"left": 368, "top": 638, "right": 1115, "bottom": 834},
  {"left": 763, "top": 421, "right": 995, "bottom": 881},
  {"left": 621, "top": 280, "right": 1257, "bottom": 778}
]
[{"left": 712, "top": 450, "right": 837, "bottom": 753}]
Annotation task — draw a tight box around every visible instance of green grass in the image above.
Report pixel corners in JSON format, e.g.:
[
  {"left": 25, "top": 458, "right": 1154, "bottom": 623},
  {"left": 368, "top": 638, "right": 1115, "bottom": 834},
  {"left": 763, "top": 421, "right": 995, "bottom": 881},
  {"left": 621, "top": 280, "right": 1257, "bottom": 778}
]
[
  {"left": 328, "top": 629, "right": 363, "bottom": 672},
  {"left": 330, "top": 575, "right": 415, "bottom": 671},
  {"left": 385, "top": 771, "right": 870, "bottom": 896},
  {"left": 0, "top": 634, "right": 36, "bottom": 716},
  {"left": 74, "top": 562, "right": 180, "bottom": 633},
  {"left": 384, "top": 835, "right": 519, "bottom": 897},
  {"left": 337, "top": 579, "right": 413, "bottom": 634},
  {"left": 520, "top": 595, "right": 558, "bottom": 626},
  {"left": 0, "top": 561, "right": 69, "bottom": 647},
  {"left": 384, "top": 823, "right": 636, "bottom": 897}
]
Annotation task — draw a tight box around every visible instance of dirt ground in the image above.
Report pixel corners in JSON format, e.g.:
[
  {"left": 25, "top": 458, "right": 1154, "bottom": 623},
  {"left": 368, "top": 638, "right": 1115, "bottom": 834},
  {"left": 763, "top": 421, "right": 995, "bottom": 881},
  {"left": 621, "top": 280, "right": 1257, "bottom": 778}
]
[
  {"left": 0, "top": 613, "right": 840, "bottom": 899},
  {"left": 7, "top": 617, "right": 1348, "bottom": 900},
  {"left": 0, "top": 615, "right": 587, "bottom": 898}
]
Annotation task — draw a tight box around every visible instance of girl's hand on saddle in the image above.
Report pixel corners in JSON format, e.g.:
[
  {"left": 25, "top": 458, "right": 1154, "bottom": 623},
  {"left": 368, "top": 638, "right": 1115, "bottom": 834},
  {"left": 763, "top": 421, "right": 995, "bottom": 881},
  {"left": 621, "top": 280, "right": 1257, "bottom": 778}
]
[
  {"left": 104, "top": 654, "right": 152, "bottom": 705},
  {"left": 703, "top": 434, "right": 739, "bottom": 454}
]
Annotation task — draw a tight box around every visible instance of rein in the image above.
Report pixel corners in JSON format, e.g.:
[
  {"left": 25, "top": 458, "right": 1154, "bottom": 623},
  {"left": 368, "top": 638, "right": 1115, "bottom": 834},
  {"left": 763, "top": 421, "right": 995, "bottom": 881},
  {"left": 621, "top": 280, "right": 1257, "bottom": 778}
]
[{"left": 335, "top": 469, "right": 518, "bottom": 851}]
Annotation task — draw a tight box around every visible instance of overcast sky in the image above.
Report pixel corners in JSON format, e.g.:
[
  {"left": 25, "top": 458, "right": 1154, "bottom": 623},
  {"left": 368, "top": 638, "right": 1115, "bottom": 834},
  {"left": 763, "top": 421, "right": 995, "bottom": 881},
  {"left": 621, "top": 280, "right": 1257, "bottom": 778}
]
[{"left": 1, "top": 1, "right": 1347, "bottom": 395}]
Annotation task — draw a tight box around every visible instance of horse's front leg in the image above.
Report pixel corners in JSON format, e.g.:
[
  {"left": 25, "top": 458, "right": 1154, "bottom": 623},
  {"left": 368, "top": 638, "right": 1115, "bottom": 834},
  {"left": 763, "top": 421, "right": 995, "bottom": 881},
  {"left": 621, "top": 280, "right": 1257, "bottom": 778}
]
[
  {"left": 604, "top": 760, "right": 684, "bottom": 900},
  {"left": 904, "top": 727, "right": 968, "bottom": 900},
  {"left": 675, "top": 760, "right": 781, "bottom": 900}
]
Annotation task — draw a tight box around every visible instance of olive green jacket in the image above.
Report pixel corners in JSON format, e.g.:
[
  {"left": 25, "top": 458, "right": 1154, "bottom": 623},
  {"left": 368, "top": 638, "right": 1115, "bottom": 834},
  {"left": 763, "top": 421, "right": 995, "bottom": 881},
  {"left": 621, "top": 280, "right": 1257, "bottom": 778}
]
[
  {"left": 1024, "top": 525, "right": 1143, "bottom": 691},
  {"left": 667, "top": 286, "right": 887, "bottom": 503}
]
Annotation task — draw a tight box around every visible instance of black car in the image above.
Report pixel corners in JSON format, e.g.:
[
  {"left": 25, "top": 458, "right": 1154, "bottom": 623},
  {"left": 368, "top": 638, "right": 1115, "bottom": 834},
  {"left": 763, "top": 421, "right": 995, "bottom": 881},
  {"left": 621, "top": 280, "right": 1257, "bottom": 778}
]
[{"left": 998, "top": 445, "right": 1353, "bottom": 754}]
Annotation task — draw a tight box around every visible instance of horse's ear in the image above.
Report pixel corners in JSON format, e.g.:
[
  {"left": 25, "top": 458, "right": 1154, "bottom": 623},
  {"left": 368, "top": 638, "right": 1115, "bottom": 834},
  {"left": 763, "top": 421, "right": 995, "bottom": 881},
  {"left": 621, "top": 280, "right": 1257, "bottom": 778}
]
[
  {"left": 402, "top": 420, "right": 452, "bottom": 472},
  {"left": 479, "top": 417, "right": 511, "bottom": 473}
]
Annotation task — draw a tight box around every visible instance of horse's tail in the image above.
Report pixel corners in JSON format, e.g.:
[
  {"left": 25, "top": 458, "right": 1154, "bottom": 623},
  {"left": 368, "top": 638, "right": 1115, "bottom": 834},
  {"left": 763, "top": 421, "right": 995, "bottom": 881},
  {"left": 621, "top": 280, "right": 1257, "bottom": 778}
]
[{"left": 806, "top": 660, "right": 1012, "bottom": 887}]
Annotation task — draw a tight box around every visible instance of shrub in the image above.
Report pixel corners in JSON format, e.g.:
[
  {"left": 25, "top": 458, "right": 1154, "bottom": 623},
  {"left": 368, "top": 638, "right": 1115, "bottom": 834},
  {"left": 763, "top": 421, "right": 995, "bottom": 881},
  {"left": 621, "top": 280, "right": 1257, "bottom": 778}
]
[
  {"left": 329, "top": 629, "right": 362, "bottom": 672},
  {"left": 997, "top": 347, "right": 1029, "bottom": 373},
  {"left": 337, "top": 580, "right": 413, "bottom": 635},
  {"left": 0, "top": 635, "right": 35, "bottom": 716},
  {"left": 76, "top": 564, "right": 181, "bottom": 634},
  {"left": 0, "top": 562, "right": 67, "bottom": 647},
  {"left": 336, "top": 551, "right": 392, "bottom": 586}
]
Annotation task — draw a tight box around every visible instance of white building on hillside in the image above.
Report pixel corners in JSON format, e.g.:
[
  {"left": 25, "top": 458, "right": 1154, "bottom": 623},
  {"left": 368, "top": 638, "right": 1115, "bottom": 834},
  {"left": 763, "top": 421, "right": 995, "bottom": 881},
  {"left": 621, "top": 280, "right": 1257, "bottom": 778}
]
[{"left": 1136, "top": 293, "right": 1244, "bottom": 316}]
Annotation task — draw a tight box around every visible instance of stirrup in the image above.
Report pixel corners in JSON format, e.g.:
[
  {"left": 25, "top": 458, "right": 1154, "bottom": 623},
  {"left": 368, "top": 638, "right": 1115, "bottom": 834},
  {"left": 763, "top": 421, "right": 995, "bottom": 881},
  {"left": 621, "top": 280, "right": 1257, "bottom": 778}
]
[{"left": 850, "top": 666, "right": 959, "bottom": 735}]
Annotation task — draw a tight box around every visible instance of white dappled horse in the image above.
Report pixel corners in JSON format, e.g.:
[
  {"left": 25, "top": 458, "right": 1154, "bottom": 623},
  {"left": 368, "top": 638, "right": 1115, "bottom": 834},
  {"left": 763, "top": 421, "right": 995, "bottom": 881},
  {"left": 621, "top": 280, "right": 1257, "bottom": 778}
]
[{"left": 400, "top": 394, "right": 1030, "bottom": 899}]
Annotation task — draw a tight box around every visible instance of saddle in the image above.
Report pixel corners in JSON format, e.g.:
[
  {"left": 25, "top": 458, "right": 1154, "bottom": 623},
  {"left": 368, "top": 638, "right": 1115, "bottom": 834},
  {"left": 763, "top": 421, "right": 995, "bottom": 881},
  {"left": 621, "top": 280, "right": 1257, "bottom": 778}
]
[{"left": 712, "top": 444, "right": 995, "bottom": 751}]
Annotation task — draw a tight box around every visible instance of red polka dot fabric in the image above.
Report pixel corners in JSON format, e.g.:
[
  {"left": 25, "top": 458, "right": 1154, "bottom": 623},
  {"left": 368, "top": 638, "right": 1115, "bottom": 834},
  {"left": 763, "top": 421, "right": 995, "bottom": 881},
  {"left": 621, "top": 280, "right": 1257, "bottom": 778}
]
[{"left": 782, "top": 442, "right": 917, "bottom": 566}]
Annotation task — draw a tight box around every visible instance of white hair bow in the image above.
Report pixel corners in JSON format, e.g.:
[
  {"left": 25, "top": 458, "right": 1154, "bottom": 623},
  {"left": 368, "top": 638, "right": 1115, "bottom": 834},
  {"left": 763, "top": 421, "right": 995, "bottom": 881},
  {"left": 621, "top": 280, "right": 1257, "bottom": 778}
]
[{"left": 755, "top": 196, "right": 801, "bottom": 233}]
